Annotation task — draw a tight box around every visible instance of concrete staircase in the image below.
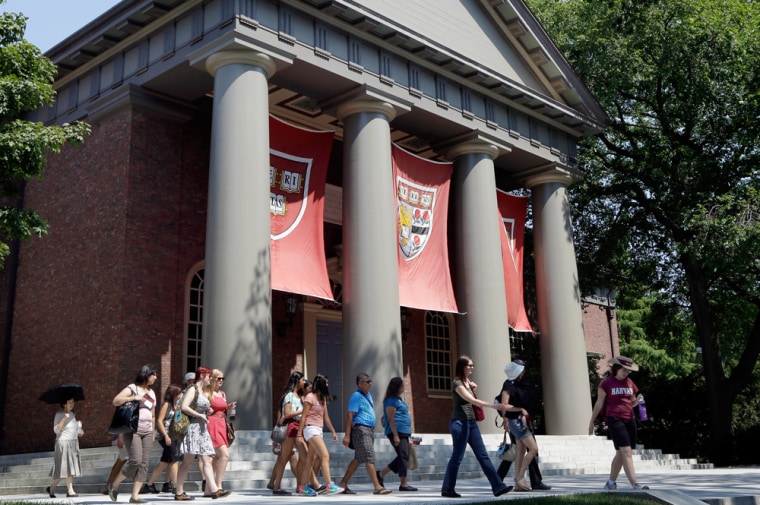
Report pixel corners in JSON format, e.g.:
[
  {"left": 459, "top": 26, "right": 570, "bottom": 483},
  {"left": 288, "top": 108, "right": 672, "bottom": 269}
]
[{"left": 0, "top": 431, "right": 712, "bottom": 496}]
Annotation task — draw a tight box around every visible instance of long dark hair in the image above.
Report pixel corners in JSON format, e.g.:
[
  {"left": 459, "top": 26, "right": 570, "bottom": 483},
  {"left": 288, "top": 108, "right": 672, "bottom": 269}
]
[
  {"left": 311, "top": 374, "right": 330, "bottom": 403},
  {"left": 454, "top": 355, "right": 472, "bottom": 381},
  {"left": 384, "top": 377, "right": 404, "bottom": 402},
  {"left": 299, "top": 379, "right": 312, "bottom": 398},
  {"left": 162, "top": 385, "right": 181, "bottom": 406},
  {"left": 134, "top": 364, "right": 157, "bottom": 386},
  {"left": 280, "top": 371, "right": 304, "bottom": 405}
]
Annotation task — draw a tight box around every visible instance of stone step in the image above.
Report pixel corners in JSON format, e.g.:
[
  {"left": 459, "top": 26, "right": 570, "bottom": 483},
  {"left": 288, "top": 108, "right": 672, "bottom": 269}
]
[{"left": 0, "top": 431, "right": 712, "bottom": 496}]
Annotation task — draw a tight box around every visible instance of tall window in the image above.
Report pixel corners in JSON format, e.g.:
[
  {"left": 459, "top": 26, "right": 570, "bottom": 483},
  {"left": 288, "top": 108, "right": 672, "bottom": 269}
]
[
  {"left": 425, "top": 311, "right": 453, "bottom": 394},
  {"left": 186, "top": 266, "right": 204, "bottom": 374}
]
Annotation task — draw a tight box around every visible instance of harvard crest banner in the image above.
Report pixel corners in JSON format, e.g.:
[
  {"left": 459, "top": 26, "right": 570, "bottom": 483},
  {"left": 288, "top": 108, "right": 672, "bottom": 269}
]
[
  {"left": 270, "top": 115, "right": 335, "bottom": 300},
  {"left": 393, "top": 144, "right": 458, "bottom": 313},
  {"left": 496, "top": 190, "right": 532, "bottom": 332}
]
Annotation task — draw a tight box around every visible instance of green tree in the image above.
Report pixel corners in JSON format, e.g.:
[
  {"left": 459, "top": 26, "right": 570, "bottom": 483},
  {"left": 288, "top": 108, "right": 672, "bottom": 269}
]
[
  {"left": 527, "top": 0, "right": 760, "bottom": 464},
  {"left": 0, "top": 3, "right": 90, "bottom": 265}
]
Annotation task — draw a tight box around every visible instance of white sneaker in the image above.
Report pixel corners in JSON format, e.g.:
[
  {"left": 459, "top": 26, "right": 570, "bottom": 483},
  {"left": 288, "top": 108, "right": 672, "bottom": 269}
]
[
  {"left": 632, "top": 483, "right": 650, "bottom": 490},
  {"left": 604, "top": 480, "right": 617, "bottom": 490}
]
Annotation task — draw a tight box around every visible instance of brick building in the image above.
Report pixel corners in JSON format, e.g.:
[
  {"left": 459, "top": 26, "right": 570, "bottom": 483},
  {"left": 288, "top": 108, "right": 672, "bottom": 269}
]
[{"left": 0, "top": 0, "right": 610, "bottom": 454}]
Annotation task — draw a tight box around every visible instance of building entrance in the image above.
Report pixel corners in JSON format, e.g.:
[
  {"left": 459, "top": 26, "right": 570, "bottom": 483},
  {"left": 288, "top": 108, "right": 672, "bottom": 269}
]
[{"left": 316, "top": 319, "right": 344, "bottom": 432}]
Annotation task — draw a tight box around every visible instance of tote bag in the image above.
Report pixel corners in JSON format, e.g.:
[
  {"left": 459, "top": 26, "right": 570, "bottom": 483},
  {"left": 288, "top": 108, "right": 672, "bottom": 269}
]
[{"left": 108, "top": 400, "right": 140, "bottom": 435}]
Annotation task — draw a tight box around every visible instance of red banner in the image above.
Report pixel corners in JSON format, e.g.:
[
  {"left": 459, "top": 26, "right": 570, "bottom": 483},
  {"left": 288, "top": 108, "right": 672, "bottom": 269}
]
[
  {"left": 496, "top": 190, "right": 532, "bottom": 332},
  {"left": 393, "top": 144, "right": 458, "bottom": 313},
  {"left": 270, "top": 115, "right": 335, "bottom": 300}
]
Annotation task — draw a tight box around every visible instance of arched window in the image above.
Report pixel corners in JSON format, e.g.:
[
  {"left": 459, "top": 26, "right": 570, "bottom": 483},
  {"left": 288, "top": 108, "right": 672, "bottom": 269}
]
[
  {"left": 185, "top": 265, "right": 204, "bottom": 374},
  {"left": 425, "top": 311, "right": 454, "bottom": 394}
]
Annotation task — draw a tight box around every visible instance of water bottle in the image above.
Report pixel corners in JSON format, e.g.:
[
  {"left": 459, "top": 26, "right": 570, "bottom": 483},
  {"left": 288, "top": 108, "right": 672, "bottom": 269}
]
[
  {"left": 638, "top": 396, "right": 648, "bottom": 421},
  {"left": 228, "top": 407, "right": 236, "bottom": 421}
]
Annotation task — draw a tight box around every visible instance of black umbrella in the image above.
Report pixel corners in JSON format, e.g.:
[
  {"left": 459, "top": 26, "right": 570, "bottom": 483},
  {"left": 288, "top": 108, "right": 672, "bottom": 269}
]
[{"left": 39, "top": 383, "right": 85, "bottom": 404}]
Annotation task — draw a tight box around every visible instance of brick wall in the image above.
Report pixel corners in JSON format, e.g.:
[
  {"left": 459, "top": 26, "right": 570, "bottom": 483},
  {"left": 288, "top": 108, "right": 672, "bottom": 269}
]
[
  {"left": 581, "top": 298, "right": 618, "bottom": 374},
  {"left": 3, "top": 103, "right": 210, "bottom": 454}
]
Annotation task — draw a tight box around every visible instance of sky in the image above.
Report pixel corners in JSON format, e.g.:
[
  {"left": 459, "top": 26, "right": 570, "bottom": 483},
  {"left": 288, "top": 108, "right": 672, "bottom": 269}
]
[{"left": 2, "top": 0, "right": 122, "bottom": 52}]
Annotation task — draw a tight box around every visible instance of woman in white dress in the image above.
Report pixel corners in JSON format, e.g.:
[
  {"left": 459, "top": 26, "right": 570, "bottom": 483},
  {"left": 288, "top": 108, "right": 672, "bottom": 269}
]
[
  {"left": 173, "top": 366, "right": 231, "bottom": 501},
  {"left": 48, "top": 397, "right": 83, "bottom": 498}
]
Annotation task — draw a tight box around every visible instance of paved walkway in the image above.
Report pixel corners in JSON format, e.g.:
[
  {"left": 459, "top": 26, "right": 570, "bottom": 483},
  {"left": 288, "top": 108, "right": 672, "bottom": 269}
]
[{"left": 3, "top": 468, "right": 760, "bottom": 505}]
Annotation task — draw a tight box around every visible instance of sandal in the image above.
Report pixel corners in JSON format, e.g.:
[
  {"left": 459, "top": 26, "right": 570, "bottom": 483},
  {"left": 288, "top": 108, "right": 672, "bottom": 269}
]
[
  {"left": 514, "top": 481, "right": 532, "bottom": 492},
  {"left": 373, "top": 488, "right": 392, "bottom": 495}
]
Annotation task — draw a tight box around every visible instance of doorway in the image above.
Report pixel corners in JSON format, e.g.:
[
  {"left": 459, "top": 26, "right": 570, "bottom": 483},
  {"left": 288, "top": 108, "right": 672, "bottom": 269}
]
[{"left": 316, "top": 319, "right": 344, "bottom": 432}]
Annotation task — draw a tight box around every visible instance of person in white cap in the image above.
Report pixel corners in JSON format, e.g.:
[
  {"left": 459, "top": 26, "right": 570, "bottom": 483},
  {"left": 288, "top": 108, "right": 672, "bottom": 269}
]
[
  {"left": 588, "top": 356, "right": 649, "bottom": 491},
  {"left": 496, "top": 359, "right": 550, "bottom": 491}
]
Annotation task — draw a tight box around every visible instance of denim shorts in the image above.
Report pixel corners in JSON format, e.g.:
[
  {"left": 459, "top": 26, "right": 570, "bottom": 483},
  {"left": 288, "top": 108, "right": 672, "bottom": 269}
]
[{"left": 508, "top": 418, "right": 532, "bottom": 442}]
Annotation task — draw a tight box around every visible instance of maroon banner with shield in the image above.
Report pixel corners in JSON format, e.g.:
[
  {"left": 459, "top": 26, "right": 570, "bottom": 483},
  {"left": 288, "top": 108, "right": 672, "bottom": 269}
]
[
  {"left": 393, "top": 144, "right": 458, "bottom": 313},
  {"left": 270, "top": 115, "right": 335, "bottom": 300},
  {"left": 496, "top": 190, "right": 532, "bottom": 331}
]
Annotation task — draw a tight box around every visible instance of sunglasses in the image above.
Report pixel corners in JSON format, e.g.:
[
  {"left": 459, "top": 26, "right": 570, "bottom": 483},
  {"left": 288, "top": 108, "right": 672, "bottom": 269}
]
[{"left": 217, "top": 377, "right": 225, "bottom": 381}]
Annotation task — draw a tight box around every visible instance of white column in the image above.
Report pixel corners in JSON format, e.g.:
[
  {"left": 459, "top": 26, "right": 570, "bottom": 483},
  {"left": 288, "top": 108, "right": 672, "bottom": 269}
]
[
  {"left": 527, "top": 173, "right": 592, "bottom": 435},
  {"left": 448, "top": 141, "right": 511, "bottom": 434},
  {"left": 203, "top": 50, "right": 277, "bottom": 430},
  {"left": 337, "top": 97, "right": 402, "bottom": 414}
]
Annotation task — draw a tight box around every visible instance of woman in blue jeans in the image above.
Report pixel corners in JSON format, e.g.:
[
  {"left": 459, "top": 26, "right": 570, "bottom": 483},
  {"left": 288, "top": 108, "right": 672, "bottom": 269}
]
[{"left": 441, "top": 355, "right": 512, "bottom": 498}]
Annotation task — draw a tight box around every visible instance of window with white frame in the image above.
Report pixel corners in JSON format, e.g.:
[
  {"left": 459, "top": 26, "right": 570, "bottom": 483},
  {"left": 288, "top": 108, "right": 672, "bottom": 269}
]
[
  {"left": 186, "top": 267, "right": 204, "bottom": 374},
  {"left": 425, "top": 311, "right": 453, "bottom": 394}
]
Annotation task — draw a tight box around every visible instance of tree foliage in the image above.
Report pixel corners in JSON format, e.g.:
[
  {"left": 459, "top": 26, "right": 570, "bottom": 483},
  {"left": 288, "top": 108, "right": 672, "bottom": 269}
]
[
  {"left": 0, "top": 4, "right": 90, "bottom": 265},
  {"left": 526, "top": 0, "right": 760, "bottom": 464}
]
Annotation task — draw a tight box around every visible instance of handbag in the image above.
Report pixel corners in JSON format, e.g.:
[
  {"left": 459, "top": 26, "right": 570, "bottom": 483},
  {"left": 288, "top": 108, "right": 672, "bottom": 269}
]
[
  {"left": 472, "top": 390, "right": 485, "bottom": 421},
  {"left": 226, "top": 419, "right": 236, "bottom": 445},
  {"left": 169, "top": 408, "right": 191, "bottom": 440},
  {"left": 497, "top": 431, "right": 517, "bottom": 461},
  {"left": 271, "top": 422, "right": 287, "bottom": 443},
  {"left": 408, "top": 443, "right": 418, "bottom": 471},
  {"left": 108, "top": 400, "right": 140, "bottom": 435},
  {"left": 169, "top": 388, "right": 197, "bottom": 440}
]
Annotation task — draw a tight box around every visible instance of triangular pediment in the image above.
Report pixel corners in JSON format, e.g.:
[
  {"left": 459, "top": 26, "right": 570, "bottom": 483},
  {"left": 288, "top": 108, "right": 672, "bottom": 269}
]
[
  {"left": 356, "top": 0, "right": 543, "bottom": 90},
  {"left": 343, "top": 0, "right": 606, "bottom": 125}
]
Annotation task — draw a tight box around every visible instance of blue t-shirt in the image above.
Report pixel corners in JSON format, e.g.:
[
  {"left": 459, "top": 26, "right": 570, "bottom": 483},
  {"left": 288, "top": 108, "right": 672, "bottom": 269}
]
[
  {"left": 347, "top": 389, "right": 376, "bottom": 427},
  {"left": 383, "top": 396, "right": 412, "bottom": 436}
]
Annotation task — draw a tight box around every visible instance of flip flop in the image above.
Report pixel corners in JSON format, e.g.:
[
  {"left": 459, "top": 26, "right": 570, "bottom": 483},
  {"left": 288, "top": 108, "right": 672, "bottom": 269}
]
[{"left": 374, "top": 488, "right": 392, "bottom": 495}]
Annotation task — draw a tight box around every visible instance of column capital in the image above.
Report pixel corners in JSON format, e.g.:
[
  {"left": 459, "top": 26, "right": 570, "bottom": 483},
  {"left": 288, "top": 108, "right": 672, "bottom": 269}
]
[
  {"left": 433, "top": 131, "right": 511, "bottom": 161},
  {"left": 336, "top": 98, "right": 397, "bottom": 122},
  {"left": 322, "top": 85, "right": 411, "bottom": 122},
  {"left": 205, "top": 50, "right": 277, "bottom": 79},
  {"left": 519, "top": 162, "right": 584, "bottom": 188}
]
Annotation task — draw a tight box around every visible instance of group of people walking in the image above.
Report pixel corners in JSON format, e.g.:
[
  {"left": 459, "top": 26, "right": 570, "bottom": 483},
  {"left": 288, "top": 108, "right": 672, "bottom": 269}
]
[
  {"left": 48, "top": 365, "right": 235, "bottom": 502},
  {"left": 47, "top": 355, "right": 648, "bottom": 499},
  {"left": 266, "top": 371, "right": 417, "bottom": 496}
]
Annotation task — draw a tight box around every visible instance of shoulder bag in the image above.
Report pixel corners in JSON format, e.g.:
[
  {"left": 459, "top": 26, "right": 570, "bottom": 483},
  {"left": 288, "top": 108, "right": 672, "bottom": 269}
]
[
  {"left": 270, "top": 404, "right": 287, "bottom": 443},
  {"left": 169, "top": 388, "right": 197, "bottom": 440},
  {"left": 497, "top": 431, "right": 517, "bottom": 461},
  {"left": 108, "top": 400, "right": 140, "bottom": 435},
  {"left": 472, "top": 390, "right": 486, "bottom": 422},
  {"left": 226, "top": 419, "right": 236, "bottom": 445}
]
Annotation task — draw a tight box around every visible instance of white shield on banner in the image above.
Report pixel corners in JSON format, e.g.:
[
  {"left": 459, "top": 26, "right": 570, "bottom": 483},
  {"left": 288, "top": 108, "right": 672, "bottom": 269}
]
[
  {"left": 270, "top": 149, "right": 312, "bottom": 240},
  {"left": 397, "top": 176, "right": 436, "bottom": 260}
]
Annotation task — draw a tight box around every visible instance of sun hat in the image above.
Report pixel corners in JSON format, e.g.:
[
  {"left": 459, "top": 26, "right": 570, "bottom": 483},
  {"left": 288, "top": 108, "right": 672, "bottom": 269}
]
[
  {"left": 504, "top": 360, "right": 525, "bottom": 380},
  {"left": 608, "top": 356, "right": 639, "bottom": 372},
  {"left": 183, "top": 372, "right": 196, "bottom": 383}
]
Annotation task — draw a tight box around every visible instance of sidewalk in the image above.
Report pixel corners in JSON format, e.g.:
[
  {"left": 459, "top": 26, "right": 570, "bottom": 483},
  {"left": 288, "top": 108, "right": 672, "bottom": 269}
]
[{"left": 3, "top": 468, "right": 760, "bottom": 505}]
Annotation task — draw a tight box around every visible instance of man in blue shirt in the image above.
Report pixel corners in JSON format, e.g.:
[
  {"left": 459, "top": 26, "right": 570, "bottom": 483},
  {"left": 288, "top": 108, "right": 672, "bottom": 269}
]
[{"left": 337, "top": 373, "right": 390, "bottom": 495}]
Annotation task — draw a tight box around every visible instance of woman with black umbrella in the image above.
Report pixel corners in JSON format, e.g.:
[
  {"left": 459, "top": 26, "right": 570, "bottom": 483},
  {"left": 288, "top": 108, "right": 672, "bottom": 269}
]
[{"left": 48, "top": 397, "right": 84, "bottom": 498}]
